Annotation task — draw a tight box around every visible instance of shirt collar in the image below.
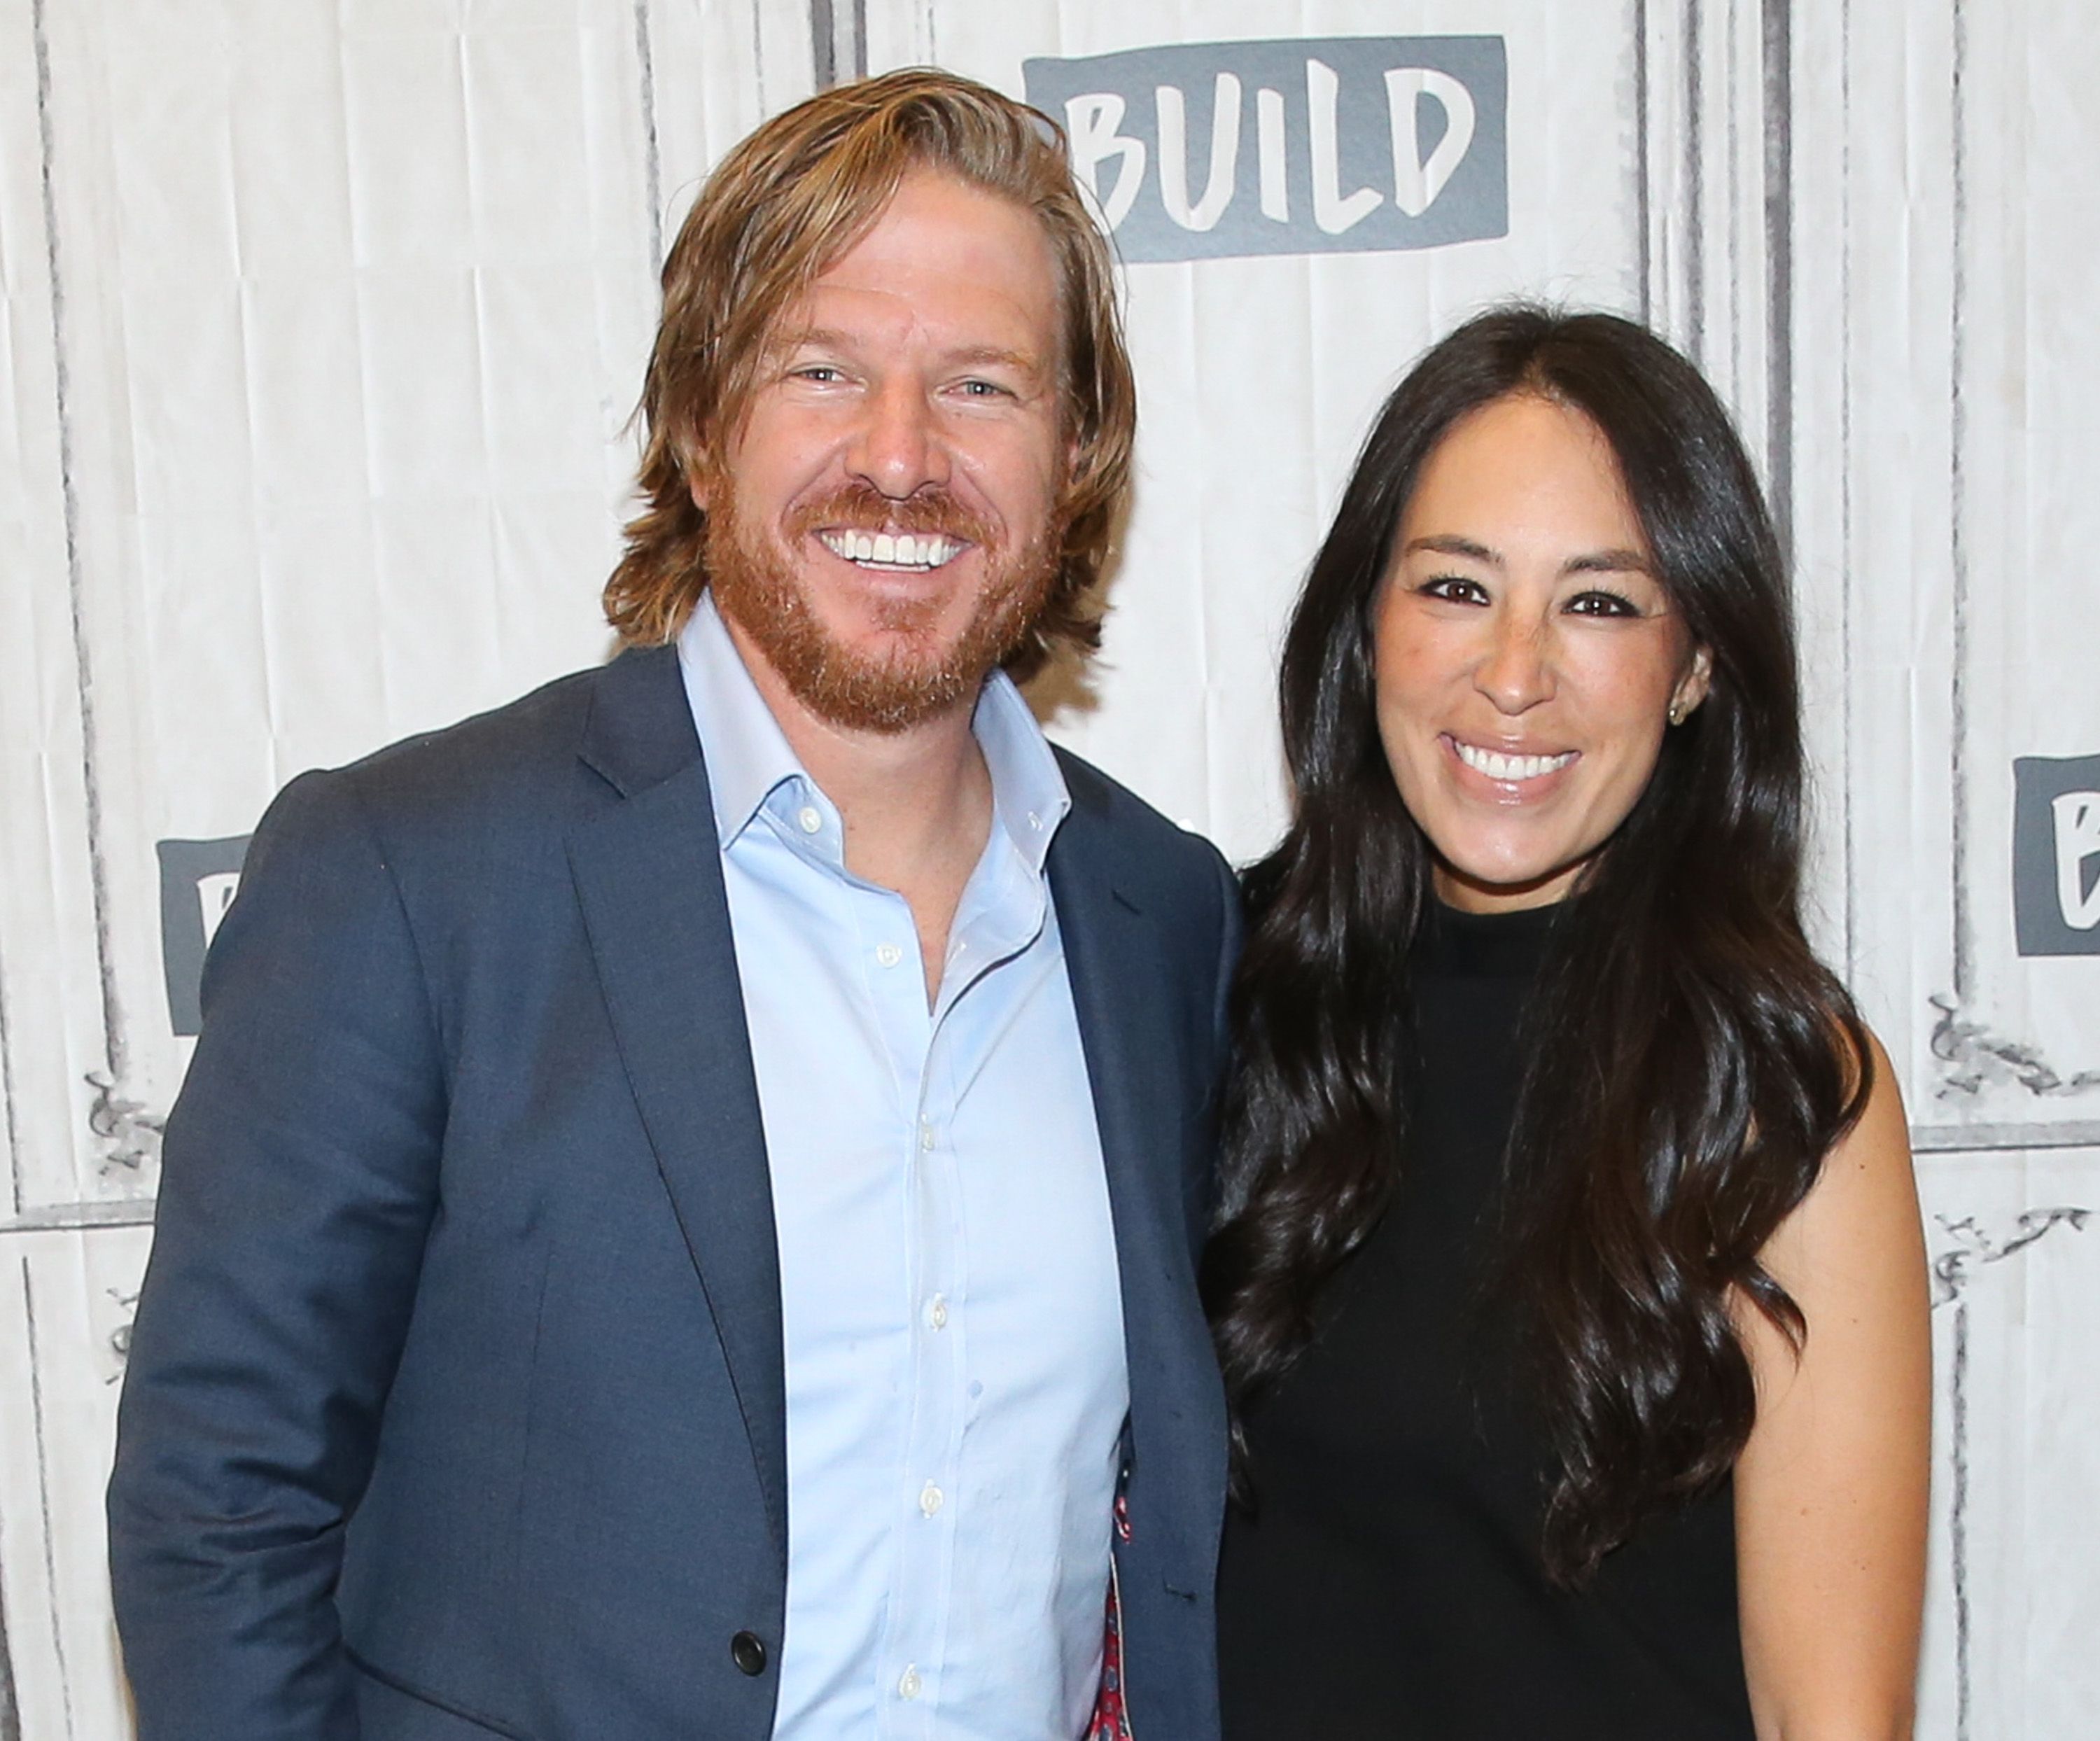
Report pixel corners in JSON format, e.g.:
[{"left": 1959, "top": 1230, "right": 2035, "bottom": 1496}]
[
  {"left": 676, "top": 592, "right": 806, "bottom": 848},
  {"left": 973, "top": 649, "right": 1072, "bottom": 879},
  {"left": 674, "top": 592, "right": 1071, "bottom": 869}
]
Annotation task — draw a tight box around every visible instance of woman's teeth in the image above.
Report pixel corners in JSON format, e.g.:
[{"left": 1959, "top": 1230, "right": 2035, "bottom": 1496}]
[
  {"left": 1453, "top": 741, "right": 1578, "bottom": 781},
  {"left": 818, "top": 529, "right": 961, "bottom": 569}
]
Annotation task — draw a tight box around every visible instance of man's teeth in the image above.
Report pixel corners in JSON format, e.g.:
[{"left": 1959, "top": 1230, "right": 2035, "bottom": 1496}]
[
  {"left": 1454, "top": 741, "right": 1577, "bottom": 781},
  {"left": 818, "top": 530, "right": 961, "bottom": 569}
]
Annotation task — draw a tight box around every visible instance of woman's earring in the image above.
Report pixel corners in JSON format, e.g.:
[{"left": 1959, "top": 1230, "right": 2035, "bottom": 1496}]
[{"left": 1667, "top": 698, "right": 1688, "bottom": 726}]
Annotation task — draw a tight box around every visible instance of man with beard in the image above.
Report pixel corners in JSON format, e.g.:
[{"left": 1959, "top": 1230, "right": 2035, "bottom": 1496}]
[{"left": 108, "top": 69, "right": 1237, "bottom": 1741}]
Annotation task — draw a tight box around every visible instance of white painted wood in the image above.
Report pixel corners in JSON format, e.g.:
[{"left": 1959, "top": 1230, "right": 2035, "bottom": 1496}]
[{"left": 0, "top": 4, "right": 2094, "bottom": 1734}]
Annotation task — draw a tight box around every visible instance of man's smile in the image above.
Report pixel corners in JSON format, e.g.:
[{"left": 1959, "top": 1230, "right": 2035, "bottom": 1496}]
[{"left": 814, "top": 528, "right": 968, "bottom": 571}]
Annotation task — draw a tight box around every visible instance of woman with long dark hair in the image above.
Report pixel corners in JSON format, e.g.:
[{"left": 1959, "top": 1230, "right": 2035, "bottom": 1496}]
[{"left": 1207, "top": 306, "right": 1928, "bottom": 1738}]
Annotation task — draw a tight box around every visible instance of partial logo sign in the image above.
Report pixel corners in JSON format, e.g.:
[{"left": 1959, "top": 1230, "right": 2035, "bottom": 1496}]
[
  {"left": 1023, "top": 36, "right": 1508, "bottom": 264},
  {"left": 2013, "top": 755, "right": 2100, "bottom": 956},
  {"left": 157, "top": 835, "right": 250, "bottom": 1036}
]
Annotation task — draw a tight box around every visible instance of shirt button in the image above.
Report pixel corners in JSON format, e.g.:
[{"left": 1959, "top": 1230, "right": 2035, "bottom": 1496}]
[
  {"left": 876, "top": 942, "right": 903, "bottom": 968},
  {"left": 926, "top": 1294, "right": 949, "bottom": 1331},
  {"left": 919, "top": 1481, "right": 944, "bottom": 1517},
  {"left": 796, "top": 805, "right": 822, "bottom": 834},
  {"left": 919, "top": 1122, "right": 935, "bottom": 1152},
  {"left": 1027, "top": 811, "right": 1043, "bottom": 831},
  {"left": 898, "top": 1665, "right": 923, "bottom": 1700}
]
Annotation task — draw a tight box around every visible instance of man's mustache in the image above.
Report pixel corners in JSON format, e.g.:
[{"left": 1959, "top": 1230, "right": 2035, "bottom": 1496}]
[{"left": 784, "top": 480, "right": 997, "bottom": 550}]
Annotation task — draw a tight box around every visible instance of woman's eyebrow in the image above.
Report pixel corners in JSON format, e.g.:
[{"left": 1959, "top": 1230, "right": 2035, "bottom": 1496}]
[
  {"left": 1403, "top": 533, "right": 1500, "bottom": 564},
  {"left": 1563, "top": 548, "right": 1654, "bottom": 575}
]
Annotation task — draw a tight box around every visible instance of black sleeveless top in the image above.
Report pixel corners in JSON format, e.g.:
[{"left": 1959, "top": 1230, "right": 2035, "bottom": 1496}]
[{"left": 1216, "top": 901, "right": 1756, "bottom": 1740}]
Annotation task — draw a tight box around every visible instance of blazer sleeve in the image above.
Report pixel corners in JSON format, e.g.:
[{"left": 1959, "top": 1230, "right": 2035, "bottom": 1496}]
[{"left": 108, "top": 767, "right": 448, "bottom": 1740}]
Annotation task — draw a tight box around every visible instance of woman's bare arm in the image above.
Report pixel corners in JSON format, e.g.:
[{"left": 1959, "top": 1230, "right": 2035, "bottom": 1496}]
[{"left": 1733, "top": 1030, "right": 1931, "bottom": 1741}]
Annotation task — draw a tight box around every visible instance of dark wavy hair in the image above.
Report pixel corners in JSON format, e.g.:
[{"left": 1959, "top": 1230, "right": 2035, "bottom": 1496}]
[{"left": 1202, "top": 304, "right": 1872, "bottom": 1583}]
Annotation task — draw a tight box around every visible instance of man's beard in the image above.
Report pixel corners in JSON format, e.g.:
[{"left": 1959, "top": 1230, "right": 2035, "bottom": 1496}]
[{"left": 704, "top": 475, "right": 1060, "bottom": 734}]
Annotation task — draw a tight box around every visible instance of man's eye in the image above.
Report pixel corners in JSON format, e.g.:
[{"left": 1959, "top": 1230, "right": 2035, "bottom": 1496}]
[
  {"left": 790, "top": 364, "right": 844, "bottom": 384},
  {"left": 958, "top": 378, "right": 1011, "bottom": 398}
]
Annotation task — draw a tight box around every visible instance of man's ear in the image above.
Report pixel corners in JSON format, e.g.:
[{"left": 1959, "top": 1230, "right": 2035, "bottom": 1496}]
[
  {"left": 677, "top": 416, "right": 715, "bottom": 513},
  {"left": 1672, "top": 645, "right": 1714, "bottom": 721}
]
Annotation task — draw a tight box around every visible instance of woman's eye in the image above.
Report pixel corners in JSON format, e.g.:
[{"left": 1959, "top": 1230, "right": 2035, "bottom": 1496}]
[
  {"left": 1419, "top": 575, "right": 1489, "bottom": 605},
  {"left": 1566, "top": 588, "right": 1640, "bottom": 617},
  {"left": 790, "top": 364, "right": 844, "bottom": 384},
  {"left": 957, "top": 378, "right": 1010, "bottom": 399}
]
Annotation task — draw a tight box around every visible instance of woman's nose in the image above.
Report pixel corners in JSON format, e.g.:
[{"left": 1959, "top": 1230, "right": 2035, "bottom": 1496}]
[{"left": 1473, "top": 611, "right": 1555, "bottom": 713}]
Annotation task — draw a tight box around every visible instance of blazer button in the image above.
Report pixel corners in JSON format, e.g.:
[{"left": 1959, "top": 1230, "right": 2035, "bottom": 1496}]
[{"left": 730, "top": 1630, "right": 768, "bottom": 1677}]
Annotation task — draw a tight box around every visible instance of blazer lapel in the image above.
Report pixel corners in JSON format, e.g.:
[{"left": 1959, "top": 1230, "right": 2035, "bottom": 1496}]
[
  {"left": 564, "top": 648, "right": 788, "bottom": 1559},
  {"left": 1051, "top": 771, "right": 1231, "bottom": 1597},
  {"left": 1051, "top": 810, "right": 1200, "bottom": 1436}
]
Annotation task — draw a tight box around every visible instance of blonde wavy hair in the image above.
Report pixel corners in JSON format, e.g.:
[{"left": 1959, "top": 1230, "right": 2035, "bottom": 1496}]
[{"left": 602, "top": 69, "right": 1136, "bottom": 678}]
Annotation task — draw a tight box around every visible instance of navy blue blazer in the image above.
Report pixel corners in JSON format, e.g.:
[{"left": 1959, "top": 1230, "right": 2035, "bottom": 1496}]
[{"left": 108, "top": 644, "right": 1238, "bottom": 1740}]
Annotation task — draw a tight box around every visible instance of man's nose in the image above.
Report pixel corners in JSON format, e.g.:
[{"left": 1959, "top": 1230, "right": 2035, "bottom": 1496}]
[
  {"left": 846, "top": 379, "right": 951, "bottom": 499},
  {"left": 1474, "top": 610, "right": 1555, "bottom": 713}
]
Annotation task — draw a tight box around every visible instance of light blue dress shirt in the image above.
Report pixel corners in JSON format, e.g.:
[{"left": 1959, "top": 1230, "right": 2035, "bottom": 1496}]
[{"left": 677, "top": 596, "right": 1128, "bottom": 1741}]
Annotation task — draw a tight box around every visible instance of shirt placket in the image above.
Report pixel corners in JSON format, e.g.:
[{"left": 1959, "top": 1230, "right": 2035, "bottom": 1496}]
[
  {"left": 858, "top": 891, "right": 965, "bottom": 1741},
  {"left": 886, "top": 832, "right": 1051, "bottom": 1734}
]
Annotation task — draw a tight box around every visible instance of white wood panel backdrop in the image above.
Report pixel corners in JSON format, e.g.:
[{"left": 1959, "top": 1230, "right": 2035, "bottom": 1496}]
[{"left": 0, "top": 2, "right": 2092, "bottom": 1735}]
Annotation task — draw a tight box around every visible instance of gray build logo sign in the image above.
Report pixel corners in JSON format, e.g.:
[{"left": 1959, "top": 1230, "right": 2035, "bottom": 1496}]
[
  {"left": 2013, "top": 755, "right": 2100, "bottom": 956},
  {"left": 158, "top": 835, "right": 250, "bottom": 1036},
  {"left": 1023, "top": 37, "right": 1507, "bottom": 264}
]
